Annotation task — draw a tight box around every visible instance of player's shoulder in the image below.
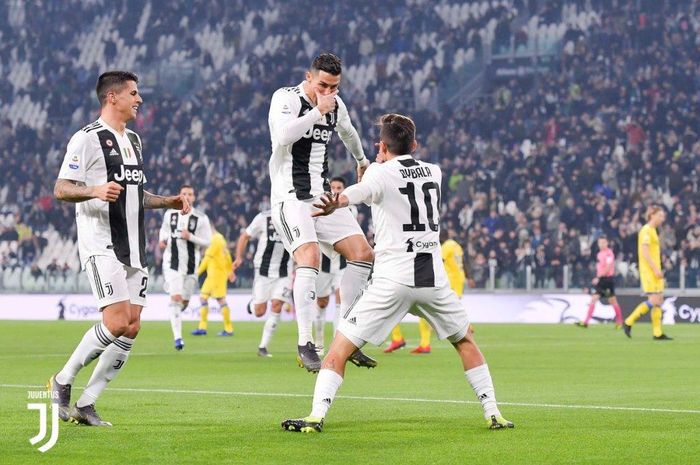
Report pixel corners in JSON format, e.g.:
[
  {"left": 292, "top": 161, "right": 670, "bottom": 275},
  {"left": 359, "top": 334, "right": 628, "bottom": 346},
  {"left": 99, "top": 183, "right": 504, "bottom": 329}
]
[
  {"left": 70, "top": 121, "right": 102, "bottom": 144},
  {"left": 273, "top": 85, "right": 302, "bottom": 99},
  {"left": 163, "top": 208, "right": 176, "bottom": 216},
  {"left": 259, "top": 209, "right": 272, "bottom": 218}
]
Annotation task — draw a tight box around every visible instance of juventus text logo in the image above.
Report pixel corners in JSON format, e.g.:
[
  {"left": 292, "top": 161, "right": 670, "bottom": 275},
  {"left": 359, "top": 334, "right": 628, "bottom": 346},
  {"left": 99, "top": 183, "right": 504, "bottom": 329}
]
[{"left": 27, "top": 391, "right": 59, "bottom": 452}]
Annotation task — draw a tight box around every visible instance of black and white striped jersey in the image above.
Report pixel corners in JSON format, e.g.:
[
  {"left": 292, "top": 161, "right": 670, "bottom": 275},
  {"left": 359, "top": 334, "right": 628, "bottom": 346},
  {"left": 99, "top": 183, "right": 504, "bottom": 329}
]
[
  {"left": 343, "top": 155, "right": 447, "bottom": 288},
  {"left": 159, "top": 208, "right": 212, "bottom": 275},
  {"left": 245, "top": 211, "right": 292, "bottom": 278},
  {"left": 268, "top": 82, "right": 364, "bottom": 205},
  {"left": 58, "top": 118, "right": 148, "bottom": 269}
]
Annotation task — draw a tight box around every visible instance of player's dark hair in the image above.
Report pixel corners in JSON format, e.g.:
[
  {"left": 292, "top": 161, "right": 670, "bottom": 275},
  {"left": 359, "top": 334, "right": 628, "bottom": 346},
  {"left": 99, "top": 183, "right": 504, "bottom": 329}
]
[
  {"left": 310, "top": 53, "right": 342, "bottom": 76},
  {"left": 330, "top": 176, "right": 347, "bottom": 187},
  {"left": 96, "top": 70, "right": 139, "bottom": 106},
  {"left": 378, "top": 113, "right": 416, "bottom": 155}
]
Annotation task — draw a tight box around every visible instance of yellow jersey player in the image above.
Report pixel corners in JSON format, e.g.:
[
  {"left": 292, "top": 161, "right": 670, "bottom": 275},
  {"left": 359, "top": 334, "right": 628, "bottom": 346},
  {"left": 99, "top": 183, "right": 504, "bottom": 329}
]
[
  {"left": 623, "top": 205, "right": 672, "bottom": 340},
  {"left": 385, "top": 229, "right": 466, "bottom": 354},
  {"left": 192, "top": 225, "right": 235, "bottom": 337}
]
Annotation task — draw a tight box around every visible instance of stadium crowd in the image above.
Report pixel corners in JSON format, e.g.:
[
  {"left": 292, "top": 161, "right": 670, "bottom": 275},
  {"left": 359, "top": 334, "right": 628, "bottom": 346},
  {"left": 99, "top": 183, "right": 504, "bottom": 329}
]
[{"left": 1, "top": 0, "right": 698, "bottom": 289}]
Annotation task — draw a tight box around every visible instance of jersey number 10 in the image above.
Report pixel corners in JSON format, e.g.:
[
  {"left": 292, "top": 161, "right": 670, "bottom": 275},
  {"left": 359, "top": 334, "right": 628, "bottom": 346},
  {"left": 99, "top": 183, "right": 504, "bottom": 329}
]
[{"left": 399, "top": 181, "right": 440, "bottom": 232}]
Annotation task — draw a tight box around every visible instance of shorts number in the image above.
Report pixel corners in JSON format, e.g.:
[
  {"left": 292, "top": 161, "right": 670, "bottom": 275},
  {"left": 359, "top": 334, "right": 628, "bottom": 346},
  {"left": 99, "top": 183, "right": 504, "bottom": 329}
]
[{"left": 139, "top": 276, "right": 148, "bottom": 298}]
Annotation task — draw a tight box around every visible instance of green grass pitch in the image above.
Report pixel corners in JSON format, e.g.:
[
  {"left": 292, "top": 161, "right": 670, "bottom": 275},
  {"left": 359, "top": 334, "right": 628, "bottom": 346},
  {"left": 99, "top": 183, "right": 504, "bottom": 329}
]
[{"left": 1, "top": 320, "right": 698, "bottom": 464}]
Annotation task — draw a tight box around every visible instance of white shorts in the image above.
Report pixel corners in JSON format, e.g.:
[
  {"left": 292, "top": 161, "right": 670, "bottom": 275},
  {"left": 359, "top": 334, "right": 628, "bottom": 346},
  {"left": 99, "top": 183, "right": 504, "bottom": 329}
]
[
  {"left": 163, "top": 269, "right": 198, "bottom": 300},
  {"left": 252, "top": 273, "right": 293, "bottom": 304},
  {"left": 317, "top": 269, "right": 343, "bottom": 298},
  {"left": 84, "top": 255, "right": 148, "bottom": 309},
  {"left": 271, "top": 199, "right": 363, "bottom": 256},
  {"left": 338, "top": 278, "right": 470, "bottom": 346}
]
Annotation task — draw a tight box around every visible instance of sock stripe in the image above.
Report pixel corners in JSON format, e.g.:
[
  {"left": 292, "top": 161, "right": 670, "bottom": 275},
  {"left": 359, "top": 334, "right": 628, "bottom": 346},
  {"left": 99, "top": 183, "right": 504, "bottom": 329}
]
[
  {"left": 112, "top": 339, "right": 132, "bottom": 351},
  {"left": 347, "top": 260, "right": 373, "bottom": 270},
  {"left": 94, "top": 324, "right": 113, "bottom": 346},
  {"left": 296, "top": 266, "right": 319, "bottom": 274}
]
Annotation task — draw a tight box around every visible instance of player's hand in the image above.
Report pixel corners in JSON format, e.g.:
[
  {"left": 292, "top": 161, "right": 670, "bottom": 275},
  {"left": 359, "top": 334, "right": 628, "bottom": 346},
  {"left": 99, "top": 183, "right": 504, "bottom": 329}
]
[
  {"left": 232, "top": 258, "right": 242, "bottom": 270},
  {"left": 228, "top": 272, "right": 236, "bottom": 283},
  {"left": 315, "top": 90, "right": 338, "bottom": 115},
  {"left": 312, "top": 192, "right": 340, "bottom": 217},
  {"left": 654, "top": 269, "right": 663, "bottom": 279},
  {"left": 158, "top": 240, "right": 167, "bottom": 250},
  {"left": 169, "top": 194, "right": 191, "bottom": 214},
  {"left": 180, "top": 230, "right": 191, "bottom": 240},
  {"left": 356, "top": 158, "right": 369, "bottom": 181},
  {"left": 591, "top": 277, "right": 599, "bottom": 285},
  {"left": 93, "top": 181, "right": 123, "bottom": 202}
]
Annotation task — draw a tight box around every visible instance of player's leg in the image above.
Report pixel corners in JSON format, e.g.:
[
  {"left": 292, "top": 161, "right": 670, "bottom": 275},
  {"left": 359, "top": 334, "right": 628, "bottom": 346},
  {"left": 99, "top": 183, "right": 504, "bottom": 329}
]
[
  {"left": 164, "top": 270, "right": 185, "bottom": 349},
  {"left": 411, "top": 318, "right": 432, "bottom": 354},
  {"left": 578, "top": 294, "right": 600, "bottom": 327},
  {"left": 193, "top": 280, "right": 211, "bottom": 335},
  {"left": 648, "top": 292, "right": 671, "bottom": 340},
  {"left": 315, "top": 294, "right": 330, "bottom": 356},
  {"left": 281, "top": 332, "right": 358, "bottom": 433},
  {"left": 282, "top": 278, "right": 405, "bottom": 433},
  {"left": 417, "top": 284, "right": 513, "bottom": 429},
  {"left": 325, "top": 212, "right": 376, "bottom": 368},
  {"left": 384, "top": 325, "right": 406, "bottom": 353},
  {"left": 624, "top": 275, "right": 655, "bottom": 337},
  {"left": 608, "top": 295, "right": 623, "bottom": 328},
  {"left": 71, "top": 265, "right": 147, "bottom": 426},
  {"left": 258, "top": 299, "right": 283, "bottom": 357},
  {"left": 217, "top": 286, "right": 234, "bottom": 336},
  {"left": 272, "top": 200, "right": 322, "bottom": 372},
  {"left": 50, "top": 256, "right": 127, "bottom": 421}
]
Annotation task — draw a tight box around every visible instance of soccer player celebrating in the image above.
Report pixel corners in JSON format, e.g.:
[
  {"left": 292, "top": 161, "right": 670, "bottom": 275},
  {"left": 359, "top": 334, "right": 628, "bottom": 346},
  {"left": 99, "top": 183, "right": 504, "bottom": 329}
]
[
  {"left": 576, "top": 236, "right": 623, "bottom": 328},
  {"left": 268, "top": 53, "right": 376, "bottom": 372},
  {"left": 231, "top": 210, "right": 293, "bottom": 357},
  {"left": 623, "top": 206, "right": 672, "bottom": 340},
  {"left": 192, "top": 225, "right": 235, "bottom": 336},
  {"left": 49, "top": 71, "right": 190, "bottom": 426},
  {"left": 282, "top": 114, "right": 513, "bottom": 433},
  {"left": 159, "top": 184, "right": 212, "bottom": 350}
]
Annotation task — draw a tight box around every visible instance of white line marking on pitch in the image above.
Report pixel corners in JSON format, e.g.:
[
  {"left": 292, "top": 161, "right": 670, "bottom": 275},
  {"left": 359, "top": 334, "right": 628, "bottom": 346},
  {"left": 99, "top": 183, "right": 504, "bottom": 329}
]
[{"left": 2, "top": 384, "right": 698, "bottom": 415}]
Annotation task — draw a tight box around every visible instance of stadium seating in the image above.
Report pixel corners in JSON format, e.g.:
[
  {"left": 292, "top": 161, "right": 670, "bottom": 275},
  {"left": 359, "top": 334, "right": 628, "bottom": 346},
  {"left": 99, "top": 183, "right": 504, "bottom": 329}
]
[{"left": 1, "top": 0, "right": 698, "bottom": 291}]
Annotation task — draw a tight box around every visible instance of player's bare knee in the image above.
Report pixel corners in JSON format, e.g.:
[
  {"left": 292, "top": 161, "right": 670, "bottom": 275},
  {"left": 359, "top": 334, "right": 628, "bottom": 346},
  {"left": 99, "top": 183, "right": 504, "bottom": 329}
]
[
  {"left": 270, "top": 300, "right": 283, "bottom": 314},
  {"left": 171, "top": 295, "right": 183, "bottom": 303},
  {"left": 317, "top": 296, "right": 329, "bottom": 309},
  {"left": 254, "top": 304, "right": 267, "bottom": 317},
  {"left": 294, "top": 242, "right": 320, "bottom": 268},
  {"left": 124, "top": 320, "right": 141, "bottom": 338}
]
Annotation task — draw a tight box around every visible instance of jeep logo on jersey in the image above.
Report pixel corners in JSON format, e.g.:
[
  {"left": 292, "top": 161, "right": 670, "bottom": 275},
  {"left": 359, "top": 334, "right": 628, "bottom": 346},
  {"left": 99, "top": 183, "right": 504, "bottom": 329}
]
[
  {"left": 113, "top": 165, "right": 144, "bottom": 184},
  {"left": 302, "top": 126, "right": 333, "bottom": 143}
]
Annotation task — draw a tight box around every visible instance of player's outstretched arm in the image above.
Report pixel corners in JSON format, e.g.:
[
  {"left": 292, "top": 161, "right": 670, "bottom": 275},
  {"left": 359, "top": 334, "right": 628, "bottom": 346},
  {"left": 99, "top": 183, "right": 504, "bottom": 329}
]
[
  {"left": 144, "top": 190, "right": 191, "bottom": 214},
  {"left": 232, "top": 231, "right": 251, "bottom": 271},
  {"left": 54, "top": 179, "right": 123, "bottom": 203}
]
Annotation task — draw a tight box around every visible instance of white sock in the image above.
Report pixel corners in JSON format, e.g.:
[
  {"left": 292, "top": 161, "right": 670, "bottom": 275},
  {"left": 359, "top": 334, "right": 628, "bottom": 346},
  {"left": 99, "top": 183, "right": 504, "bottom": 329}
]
[
  {"left": 259, "top": 311, "right": 281, "bottom": 349},
  {"left": 294, "top": 266, "right": 318, "bottom": 346},
  {"left": 169, "top": 301, "right": 184, "bottom": 340},
  {"left": 314, "top": 304, "right": 326, "bottom": 350},
  {"left": 76, "top": 335, "right": 134, "bottom": 408},
  {"left": 56, "top": 323, "right": 116, "bottom": 385},
  {"left": 310, "top": 369, "right": 344, "bottom": 419},
  {"left": 338, "top": 261, "right": 371, "bottom": 322},
  {"left": 465, "top": 364, "right": 501, "bottom": 419}
]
